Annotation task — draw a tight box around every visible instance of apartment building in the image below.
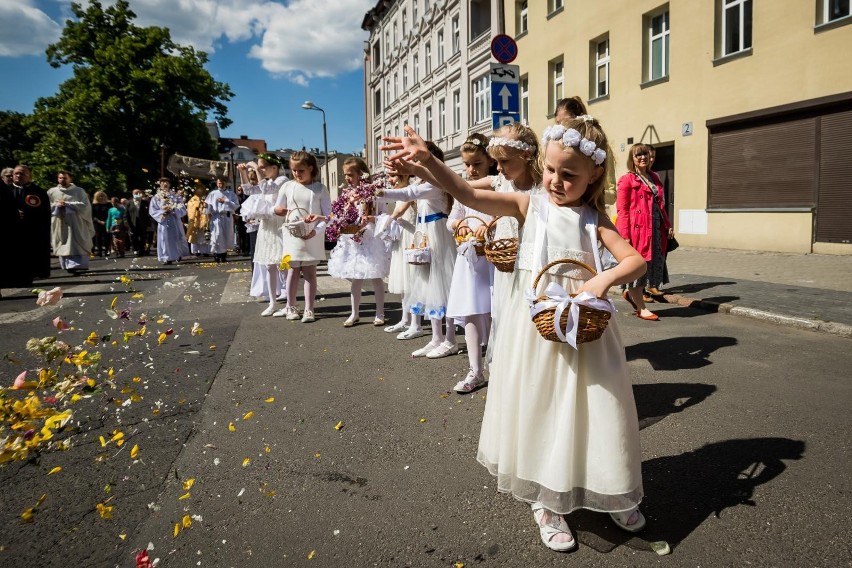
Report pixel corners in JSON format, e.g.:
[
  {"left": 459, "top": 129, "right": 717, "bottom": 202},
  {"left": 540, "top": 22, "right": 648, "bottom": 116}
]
[
  {"left": 362, "top": 0, "right": 501, "bottom": 173},
  {"left": 506, "top": 0, "right": 852, "bottom": 254}
]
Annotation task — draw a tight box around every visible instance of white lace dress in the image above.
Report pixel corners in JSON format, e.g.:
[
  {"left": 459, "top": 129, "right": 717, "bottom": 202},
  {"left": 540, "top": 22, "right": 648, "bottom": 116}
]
[
  {"left": 477, "top": 195, "right": 643, "bottom": 515},
  {"left": 381, "top": 182, "right": 455, "bottom": 319},
  {"left": 446, "top": 201, "right": 494, "bottom": 322}
]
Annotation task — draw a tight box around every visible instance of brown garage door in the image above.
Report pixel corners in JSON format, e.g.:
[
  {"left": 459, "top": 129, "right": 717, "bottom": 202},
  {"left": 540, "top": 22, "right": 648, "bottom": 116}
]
[{"left": 816, "top": 110, "right": 852, "bottom": 243}]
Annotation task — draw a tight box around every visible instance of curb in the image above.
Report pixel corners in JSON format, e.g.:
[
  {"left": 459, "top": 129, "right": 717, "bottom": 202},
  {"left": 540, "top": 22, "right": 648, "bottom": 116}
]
[{"left": 660, "top": 293, "right": 852, "bottom": 339}]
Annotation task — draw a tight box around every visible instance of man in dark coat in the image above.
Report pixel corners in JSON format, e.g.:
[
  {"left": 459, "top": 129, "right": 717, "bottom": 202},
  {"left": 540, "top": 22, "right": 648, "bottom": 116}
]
[
  {"left": 1, "top": 165, "right": 51, "bottom": 289},
  {"left": 126, "top": 188, "right": 151, "bottom": 256}
]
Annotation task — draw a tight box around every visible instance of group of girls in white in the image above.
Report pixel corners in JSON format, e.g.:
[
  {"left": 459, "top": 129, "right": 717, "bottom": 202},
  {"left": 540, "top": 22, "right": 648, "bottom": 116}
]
[{"left": 378, "top": 111, "right": 648, "bottom": 554}]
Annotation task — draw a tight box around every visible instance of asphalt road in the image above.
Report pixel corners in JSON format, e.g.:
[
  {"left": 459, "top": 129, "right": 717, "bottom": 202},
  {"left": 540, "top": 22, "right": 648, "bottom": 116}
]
[{"left": 1, "top": 255, "right": 850, "bottom": 568}]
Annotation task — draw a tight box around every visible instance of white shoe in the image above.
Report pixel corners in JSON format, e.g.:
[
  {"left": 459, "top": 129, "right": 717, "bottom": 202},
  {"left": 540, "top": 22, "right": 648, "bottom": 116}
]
[
  {"left": 301, "top": 310, "right": 315, "bottom": 323},
  {"left": 411, "top": 341, "right": 440, "bottom": 358},
  {"left": 272, "top": 307, "right": 288, "bottom": 317},
  {"left": 261, "top": 306, "right": 275, "bottom": 317},
  {"left": 532, "top": 502, "right": 576, "bottom": 552},
  {"left": 285, "top": 306, "right": 301, "bottom": 321},
  {"left": 343, "top": 314, "right": 360, "bottom": 327},
  {"left": 453, "top": 368, "right": 488, "bottom": 393},
  {"left": 397, "top": 327, "right": 429, "bottom": 340},
  {"left": 426, "top": 341, "right": 459, "bottom": 359},
  {"left": 276, "top": 293, "right": 287, "bottom": 302},
  {"left": 384, "top": 321, "right": 408, "bottom": 333}
]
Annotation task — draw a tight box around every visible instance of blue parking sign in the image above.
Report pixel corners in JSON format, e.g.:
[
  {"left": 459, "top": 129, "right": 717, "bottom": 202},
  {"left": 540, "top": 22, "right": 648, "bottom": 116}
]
[
  {"left": 491, "top": 82, "right": 519, "bottom": 114},
  {"left": 492, "top": 112, "right": 520, "bottom": 130}
]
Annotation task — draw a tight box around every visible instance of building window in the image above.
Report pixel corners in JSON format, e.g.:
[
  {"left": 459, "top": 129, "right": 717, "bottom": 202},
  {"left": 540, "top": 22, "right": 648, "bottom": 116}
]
[
  {"left": 386, "top": 78, "right": 391, "bottom": 103},
  {"left": 472, "top": 73, "right": 491, "bottom": 124},
  {"left": 425, "top": 42, "right": 432, "bottom": 73},
  {"left": 413, "top": 54, "right": 419, "bottom": 83},
  {"left": 414, "top": 113, "right": 420, "bottom": 134},
  {"left": 437, "top": 29, "right": 445, "bottom": 64},
  {"left": 393, "top": 72, "right": 399, "bottom": 100},
  {"left": 549, "top": 58, "right": 564, "bottom": 111},
  {"left": 592, "top": 37, "right": 610, "bottom": 99},
  {"left": 520, "top": 75, "right": 529, "bottom": 123},
  {"left": 517, "top": 1, "right": 528, "bottom": 36},
  {"left": 375, "top": 135, "right": 381, "bottom": 164},
  {"left": 395, "top": 125, "right": 400, "bottom": 138},
  {"left": 385, "top": 30, "right": 390, "bottom": 55},
  {"left": 425, "top": 0, "right": 430, "bottom": 10},
  {"left": 393, "top": 22, "right": 398, "bottom": 47},
  {"left": 402, "top": 65, "right": 408, "bottom": 90},
  {"left": 438, "top": 98, "right": 446, "bottom": 137},
  {"left": 470, "top": 0, "right": 491, "bottom": 39},
  {"left": 452, "top": 16, "right": 460, "bottom": 53},
  {"left": 453, "top": 89, "right": 461, "bottom": 132},
  {"left": 372, "top": 42, "right": 381, "bottom": 71},
  {"left": 647, "top": 8, "right": 670, "bottom": 81},
  {"left": 720, "top": 0, "right": 752, "bottom": 56},
  {"left": 549, "top": 0, "right": 564, "bottom": 15},
  {"left": 374, "top": 89, "right": 381, "bottom": 116},
  {"left": 413, "top": 0, "right": 418, "bottom": 22},
  {"left": 818, "top": 0, "right": 852, "bottom": 24},
  {"left": 426, "top": 106, "right": 433, "bottom": 140},
  {"left": 402, "top": 9, "right": 407, "bottom": 36}
]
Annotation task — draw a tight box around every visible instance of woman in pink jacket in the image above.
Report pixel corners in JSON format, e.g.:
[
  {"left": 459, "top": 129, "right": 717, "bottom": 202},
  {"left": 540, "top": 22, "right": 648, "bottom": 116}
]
[{"left": 616, "top": 143, "right": 673, "bottom": 321}]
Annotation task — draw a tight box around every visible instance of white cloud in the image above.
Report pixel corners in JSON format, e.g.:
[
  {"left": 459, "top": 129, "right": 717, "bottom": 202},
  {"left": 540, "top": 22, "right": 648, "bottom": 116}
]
[
  {"left": 78, "top": 0, "right": 373, "bottom": 85},
  {"left": 0, "top": 0, "right": 62, "bottom": 57}
]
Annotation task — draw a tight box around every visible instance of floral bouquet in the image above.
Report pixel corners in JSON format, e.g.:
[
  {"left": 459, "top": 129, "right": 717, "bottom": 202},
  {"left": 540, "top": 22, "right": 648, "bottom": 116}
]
[{"left": 325, "top": 173, "right": 387, "bottom": 244}]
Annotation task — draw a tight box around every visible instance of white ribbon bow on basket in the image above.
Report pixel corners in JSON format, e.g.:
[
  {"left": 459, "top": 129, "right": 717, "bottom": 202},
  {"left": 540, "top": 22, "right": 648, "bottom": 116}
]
[
  {"left": 525, "top": 284, "right": 616, "bottom": 348},
  {"left": 457, "top": 238, "right": 479, "bottom": 266}
]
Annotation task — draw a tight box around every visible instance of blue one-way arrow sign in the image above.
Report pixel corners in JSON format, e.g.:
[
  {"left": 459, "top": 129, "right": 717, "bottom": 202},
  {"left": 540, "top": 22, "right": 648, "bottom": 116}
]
[{"left": 491, "top": 82, "right": 519, "bottom": 113}]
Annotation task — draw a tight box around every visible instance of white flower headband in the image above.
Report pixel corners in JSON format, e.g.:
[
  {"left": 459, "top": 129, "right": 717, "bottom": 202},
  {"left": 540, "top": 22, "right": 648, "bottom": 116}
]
[
  {"left": 541, "top": 118, "right": 607, "bottom": 166},
  {"left": 487, "top": 137, "right": 534, "bottom": 153},
  {"left": 464, "top": 137, "right": 483, "bottom": 146}
]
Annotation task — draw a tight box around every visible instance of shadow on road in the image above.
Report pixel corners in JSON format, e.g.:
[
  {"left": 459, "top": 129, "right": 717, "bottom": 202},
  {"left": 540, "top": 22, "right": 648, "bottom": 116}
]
[
  {"left": 570, "top": 437, "right": 805, "bottom": 554},
  {"left": 664, "top": 281, "right": 737, "bottom": 294},
  {"left": 633, "top": 382, "right": 716, "bottom": 430},
  {"left": 626, "top": 336, "right": 737, "bottom": 370}
]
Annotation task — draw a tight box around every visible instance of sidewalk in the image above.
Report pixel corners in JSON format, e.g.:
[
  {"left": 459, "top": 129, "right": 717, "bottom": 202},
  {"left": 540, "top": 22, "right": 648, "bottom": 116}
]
[{"left": 652, "top": 247, "right": 852, "bottom": 338}]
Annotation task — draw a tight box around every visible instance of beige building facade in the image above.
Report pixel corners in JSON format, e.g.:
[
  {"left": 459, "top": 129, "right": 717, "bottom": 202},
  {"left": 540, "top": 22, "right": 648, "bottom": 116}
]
[{"left": 505, "top": 0, "right": 852, "bottom": 254}]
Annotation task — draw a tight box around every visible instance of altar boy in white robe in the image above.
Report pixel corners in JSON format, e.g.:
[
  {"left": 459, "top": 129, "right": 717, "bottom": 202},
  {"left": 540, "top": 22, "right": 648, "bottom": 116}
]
[{"left": 205, "top": 178, "right": 239, "bottom": 263}]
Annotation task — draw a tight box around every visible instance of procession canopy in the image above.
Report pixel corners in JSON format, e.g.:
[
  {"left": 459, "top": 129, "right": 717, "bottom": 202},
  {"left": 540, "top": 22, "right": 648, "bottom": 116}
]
[{"left": 167, "top": 154, "right": 231, "bottom": 180}]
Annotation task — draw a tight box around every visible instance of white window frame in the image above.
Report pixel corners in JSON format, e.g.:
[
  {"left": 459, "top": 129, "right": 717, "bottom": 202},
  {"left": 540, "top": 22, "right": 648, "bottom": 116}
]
[
  {"left": 520, "top": 75, "right": 529, "bottom": 123},
  {"left": 648, "top": 9, "right": 670, "bottom": 81},
  {"left": 437, "top": 29, "right": 445, "bottom": 64},
  {"left": 374, "top": 89, "right": 381, "bottom": 116},
  {"left": 402, "top": 9, "right": 407, "bottom": 36},
  {"left": 426, "top": 106, "right": 433, "bottom": 140},
  {"left": 375, "top": 135, "right": 382, "bottom": 166},
  {"left": 551, "top": 59, "right": 564, "bottom": 108},
  {"left": 403, "top": 64, "right": 408, "bottom": 91},
  {"left": 518, "top": 1, "right": 528, "bottom": 35},
  {"left": 438, "top": 98, "right": 446, "bottom": 137},
  {"left": 386, "top": 78, "right": 391, "bottom": 103},
  {"left": 393, "top": 21, "right": 398, "bottom": 47},
  {"left": 413, "top": 0, "right": 418, "bottom": 22},
  {"left": 453, "top": 89, "right": 461, "bottom": 132},
  {"left": 425, "top": 42, "right": 432, "bottom": 74},
  {"left": 414, "top": 113, "right": 420, "bottom": 135},
  {"left": 413, "top": 54, "right": 419, "bottom": 83},
  {"left": 452, "top": 16, "right": 460, "bottom": 53},
  {"left": 385, "top": 30, "right": 390, "bottom": 54},
  {"left": 393, "top": 72, "right": 399, "bottom": 100},
  {"left": 594, "top": 38, "right": 610, "bottom": 99},
  {"left": 372, "top": 41, "right": 381, "bottom": 71},
  {"left": 472, "top": 74, "right": 491, "bottom": 125},
  {"left": 721, "top": 0, "right": 752, "bottom": 56},
  {"left": 549, "top": 0, "right": 564, "bottom": 14}
]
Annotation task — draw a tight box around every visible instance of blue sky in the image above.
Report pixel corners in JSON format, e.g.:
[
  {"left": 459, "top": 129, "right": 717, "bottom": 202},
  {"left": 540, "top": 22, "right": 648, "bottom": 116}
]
[{"left": 0, "top": 0, "right": 373, "bottom": 155}]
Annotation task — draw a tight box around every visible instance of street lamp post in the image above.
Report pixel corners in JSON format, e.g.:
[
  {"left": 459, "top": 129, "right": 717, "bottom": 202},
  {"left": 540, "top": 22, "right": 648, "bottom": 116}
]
[
  {"left": 159, "top": 143, "right": 166, "bottom": 178},
  {"left": 301, "top": 101, "right": 330, "bottom": 188},
  {"left": 229, "top": 150, "right": 236, "bottom": 190}
]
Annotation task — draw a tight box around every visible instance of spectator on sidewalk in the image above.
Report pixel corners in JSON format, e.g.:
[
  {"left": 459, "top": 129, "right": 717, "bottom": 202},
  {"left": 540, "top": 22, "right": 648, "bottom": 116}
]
[
  {"left": 616, "top": 143, "right": 673, "bottom": 321},
  {"left": 126, "top": 188, "right": 151, "bottom": 256},
  {"left": 8, "top": 165, "right": 51, "bottom": 282},
  {"left": 106, "top": 196, "right": 129, "bottom": 258},
  {"left": 91, "top": 191, "right": 112, "bottom": 257},
  {"left": 47, "top": 170, "right": 95, "bottom": 273},
  {"left": 646, "top": 144, "right": 670, "bottom": 296}
]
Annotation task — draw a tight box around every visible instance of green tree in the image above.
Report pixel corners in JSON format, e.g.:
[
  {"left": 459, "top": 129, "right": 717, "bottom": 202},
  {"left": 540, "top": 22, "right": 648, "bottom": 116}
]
[
  {"left": 0, "top": 111, "right": 35, "bottom": 168},
  {"left": 24, "top": 0, "right": 233, "bottom": 192}
]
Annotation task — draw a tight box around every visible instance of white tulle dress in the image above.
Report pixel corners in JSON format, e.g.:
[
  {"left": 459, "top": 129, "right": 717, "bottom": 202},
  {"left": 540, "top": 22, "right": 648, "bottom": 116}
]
[
  {"left": 446, "top": 201, "right": 494, "bottom": 329},
  {"left": 381, "top": 182, "right": 455, "bottom": 319},
  {"left": 242, "top": 176, "right": 288, "bottom": 266},
  {"left": 327, "top": 197, "right": 391, "bottom": 280},
  {"left": 477, "top": 194, "right": 643, "bottom": 515},
  {"left": 387, "top": 203, "right": 417, "bottom": 295}
]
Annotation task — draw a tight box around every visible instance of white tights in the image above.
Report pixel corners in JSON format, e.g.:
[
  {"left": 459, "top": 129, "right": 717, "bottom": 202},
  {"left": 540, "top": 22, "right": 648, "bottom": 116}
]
[
  {"left": 463, "top": 314, "right": 491, "bottom": 374},
  {"left": 429, "top": 316, "right": 457, "bottom": 346},
  {"left": 287, "top": 265, "right": 317, "bottom": 312},
  {"left": 349, "top": 279, "right": 385, "bottom": 319}
]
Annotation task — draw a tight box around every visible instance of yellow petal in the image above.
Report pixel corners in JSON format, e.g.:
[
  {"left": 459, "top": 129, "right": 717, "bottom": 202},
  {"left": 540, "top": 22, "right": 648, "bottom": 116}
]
[
  {"left": 119, "top": 533, "right": 127, "bottom": 540},
  {"left": 132, "top": 293, "right": 144, "bottom": 299},
  {"left": 87, "top": 378, "right": 96, "bottom": 388},
  {"left": 242, "top": 457, "right": 251, "bottom": 467},
  {"left": 130, "top": 444, "right": 139, "bottom": 459},
  {"left": 242, "top": 411, "right": 253, "bottom": 421},
  {"left": 314, "top": 452, "right": 321, "bottom": 459},
  {"left": 334, "top": 421, "right": 343, "bottom": 431},
  {"left": 307, "top": 550, "right": 316, "bottom": 560},
  {"left": 419, "top": 418, "right": 427, "bottom": 423},
  {"left": 48, "top": 466, "right": 62, "bottom": 475},
  {"left": 96, "top": 502, "right": 113, "bottom": 519},
  {"left": 182, "top": 514, "right": 192, "bottom": 528},
  {"left": 110, "top": 296, "right": 118, "bottom": 309},
  {"left": 99, "top": 435, "right": 107, "bottom": 447},
  {"left": 264, "top": 446, "right": 271, "bottom": 453},
  {"left": 264, "top": 397, "right": 275, "bottom": 403},
  {"left": 228, "top": 422, "right": 235, "bottom": 432},
  {"left": 21, "top": 508, "right": 35, "bottom": 523},
  {"left": 111, "top": 431, "right": 124, "bottom": 442},
  {"left": 454, "top": 563, "right": 465, "bottom": 568},
  {"left": 157, "top": 333, "right": 167, "bottom": 345},
  {"left": 183, "top": 478, "right": 195, "bottom": 490},
  {"left": 178, "top": 492, "right": 191, "bottom": 500},
  {"left": 70, "top": 393, "right": 82, "bottom": 403},
  {"left": 173, "top": 522, "right": 180, "bottom": 538}
]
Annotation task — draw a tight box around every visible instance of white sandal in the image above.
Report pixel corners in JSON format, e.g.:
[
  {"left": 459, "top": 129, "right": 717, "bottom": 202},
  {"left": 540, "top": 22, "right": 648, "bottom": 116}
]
[
  {"left": 609, "top": 507, "right": 646, "bottom": 533},
  {"left": 531, "top": 502, "right": 576, "bottom": 552}
]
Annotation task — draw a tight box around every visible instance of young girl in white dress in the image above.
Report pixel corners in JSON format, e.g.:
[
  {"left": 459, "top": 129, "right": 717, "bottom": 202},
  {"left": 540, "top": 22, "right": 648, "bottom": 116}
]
[
  {"left": 446, "top": 134, "right": 496, "bottom": 392},
  {"left": 326, "top": 157, "right": 390, "bottom": 327},
  {"left": 383, "top": 173, "right": 425, "bottom": 338},
  {"left": 378, "top": 142, "right": 457, "bottom": 358},
  {"left": 383, "top": 117, "right": 647, "bottom": 553},
  {"left": 238, "top": 154, "right": 288, "bottom": 316},
  {"left": 274, "top": 151, "right": 331, "bottom": 323}
]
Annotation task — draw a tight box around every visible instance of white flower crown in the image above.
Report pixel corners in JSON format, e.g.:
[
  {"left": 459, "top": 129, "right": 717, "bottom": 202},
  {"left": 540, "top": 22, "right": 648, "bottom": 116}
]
[
  {"left": 540, "top": 119, "right": 607, "bottom": 166},
  {"left": 487, "top": 137, "right": 534, "bottom": 153},
  {"left": 465, "top": 137, "right": 483, "bottom": 146}
]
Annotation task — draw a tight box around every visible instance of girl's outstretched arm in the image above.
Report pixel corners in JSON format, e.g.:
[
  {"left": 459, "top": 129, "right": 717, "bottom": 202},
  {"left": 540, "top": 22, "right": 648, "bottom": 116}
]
[
  {"left": 577, "top": 214, "right": 647, "bottom": 298},
  {"left": 383, "top": 127, "right": 526, "bottom": 221}
]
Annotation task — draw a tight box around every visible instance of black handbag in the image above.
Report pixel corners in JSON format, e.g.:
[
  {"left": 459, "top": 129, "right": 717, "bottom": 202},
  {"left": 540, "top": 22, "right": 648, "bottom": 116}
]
[{"left": 667, "top": 236, "right": 679, "bottom": 252}]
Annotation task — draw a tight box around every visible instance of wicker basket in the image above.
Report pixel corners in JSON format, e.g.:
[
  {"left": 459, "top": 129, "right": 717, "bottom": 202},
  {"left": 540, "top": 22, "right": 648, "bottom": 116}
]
[
  {"left": 404, "top": 231, "right": 431, "bottom": 265},
  {"left": 340, "top": 224, "right": 361, "bottom": 235},
  {"left": 285, "top": 207, "right": 312, "bottom": 237},
  {"left": 530, "top": 259, "right": 611, "bottom": 344},
  {"left": 484, "top": 216, "right": 519, "bottom": 272},
  {"left": 453, "top": 215, "right": 486, "bottom": 256}
]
